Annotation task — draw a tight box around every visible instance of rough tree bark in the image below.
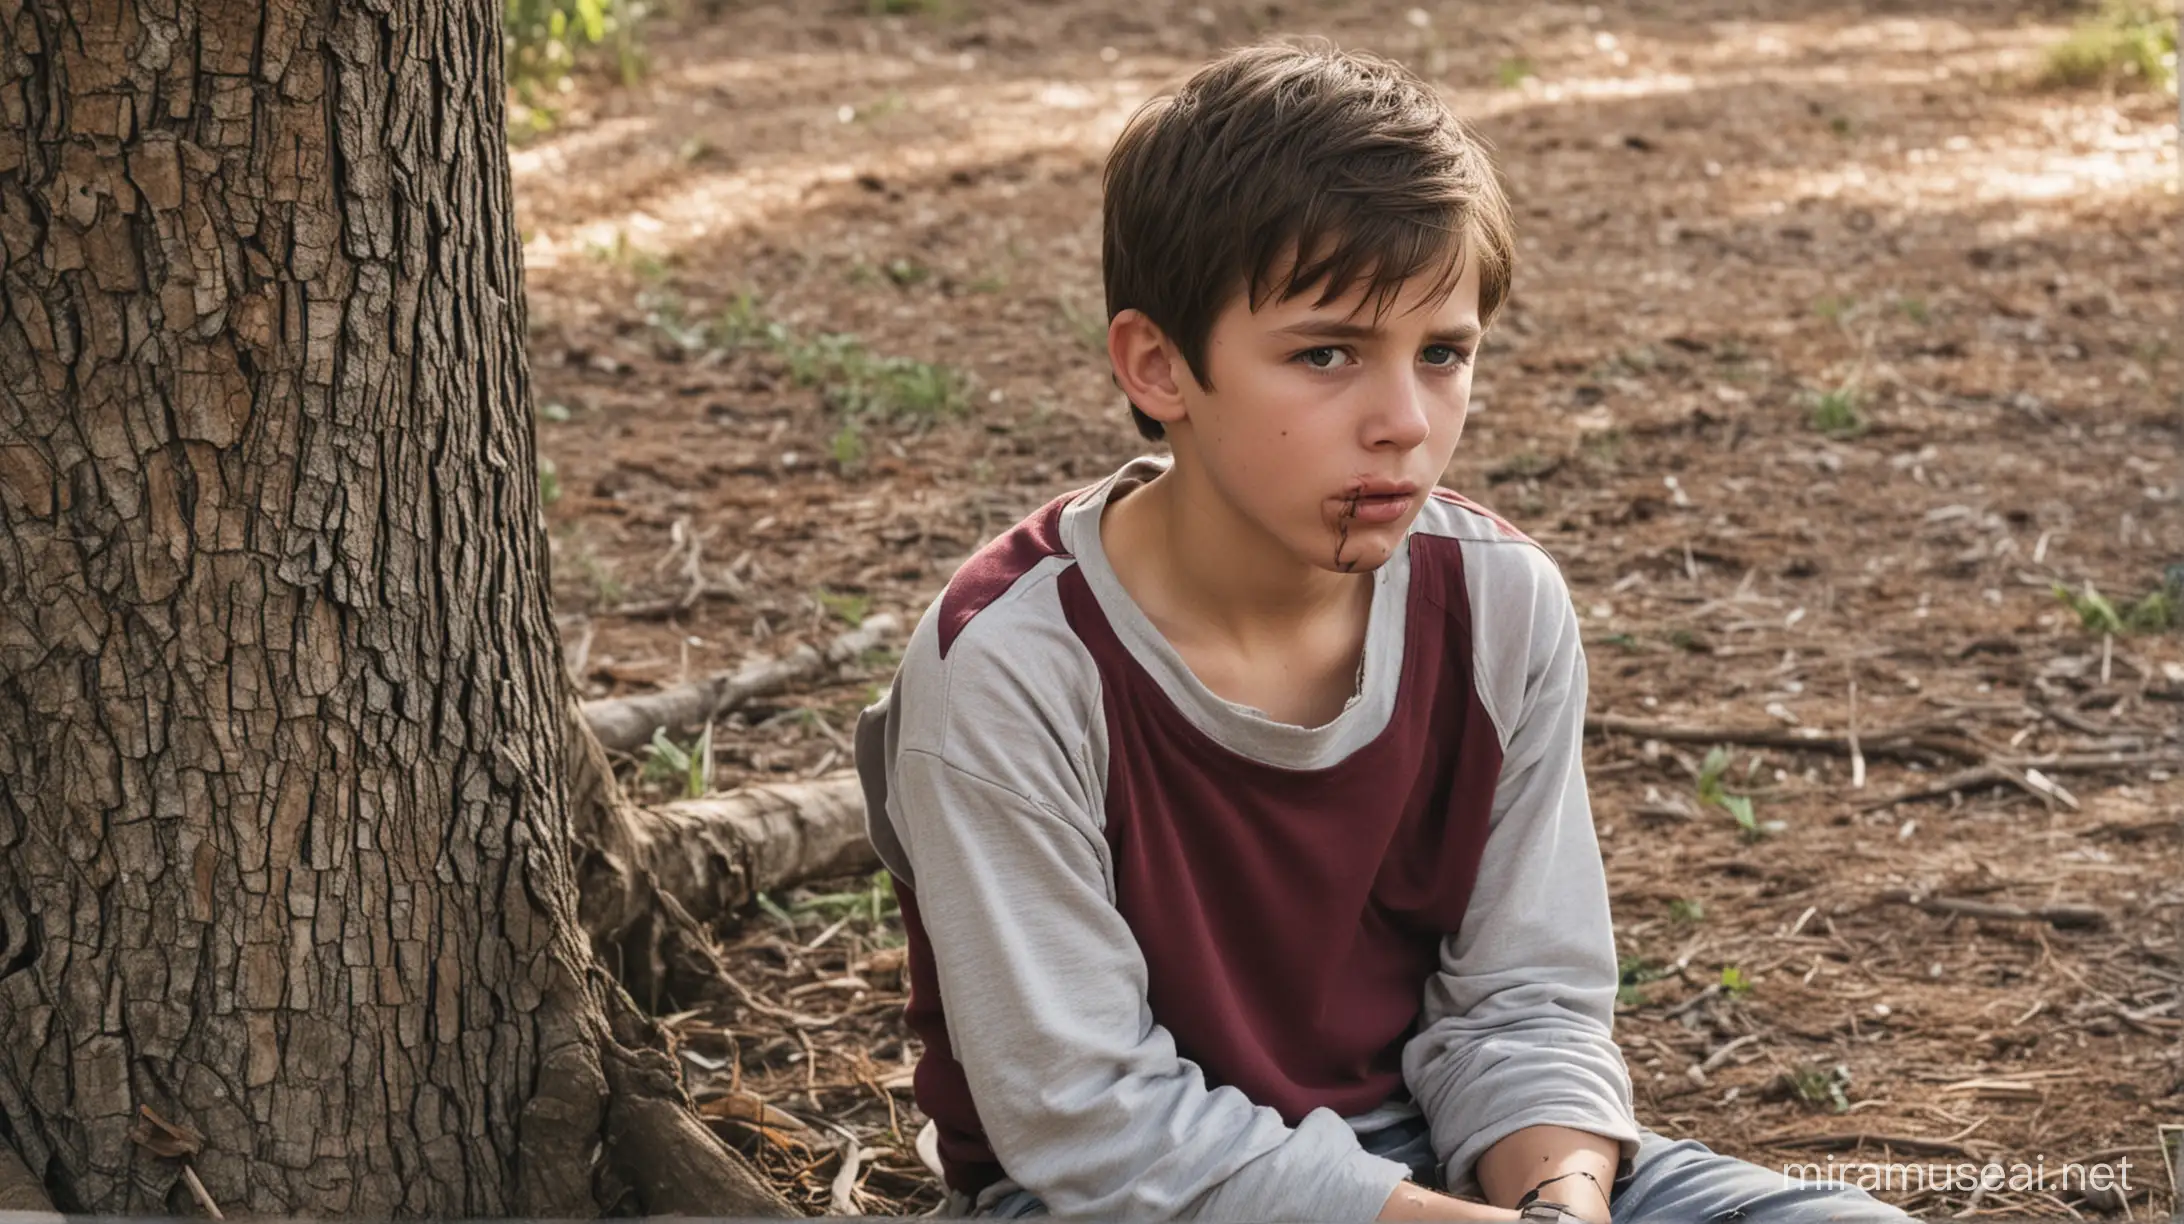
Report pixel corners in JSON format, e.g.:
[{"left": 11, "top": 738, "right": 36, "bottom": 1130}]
[{"left": 0, "top": 1, "right": 791, "bottom": 1216}]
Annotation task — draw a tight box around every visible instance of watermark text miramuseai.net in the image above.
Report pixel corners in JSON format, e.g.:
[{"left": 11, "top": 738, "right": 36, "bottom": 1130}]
[{"left": 1779, "top": 1156, "right": 2137, "bottom": 1197}]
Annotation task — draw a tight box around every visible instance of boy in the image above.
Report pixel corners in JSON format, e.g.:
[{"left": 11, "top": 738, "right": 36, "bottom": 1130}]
[{"left": 854, "top": 41, "right": 1909, "bottom": 1223}]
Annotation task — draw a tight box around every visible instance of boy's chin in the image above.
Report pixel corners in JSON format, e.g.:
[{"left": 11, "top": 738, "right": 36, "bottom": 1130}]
[{"left": 1316, "top": 541, "right": 1401, "bottom": 575}]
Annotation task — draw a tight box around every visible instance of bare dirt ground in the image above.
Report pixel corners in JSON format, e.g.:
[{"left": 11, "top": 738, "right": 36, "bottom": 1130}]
[{"left": 513, "top": 2, "right": 2182, "bottom": 1216}]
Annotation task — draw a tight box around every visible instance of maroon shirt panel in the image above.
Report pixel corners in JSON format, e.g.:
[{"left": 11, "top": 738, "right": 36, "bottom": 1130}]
[
  {"left": 897, "top": 523, "right": 1503, "bottom": 1196},
  {"left": 936, "top": 491, "right": 1076, "bottom": 659},
  {"left": 895, "top": 884, "right": 1007, "bottom": 1197},
  {"left": 1055, "top": 534, "right": 1501, "bottom": 1125}
]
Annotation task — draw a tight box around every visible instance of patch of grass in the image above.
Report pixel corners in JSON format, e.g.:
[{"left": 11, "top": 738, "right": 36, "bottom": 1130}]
[
  {"left": 1806, "top": 385, "right": 1866, "bottom": 437},
  {"left": 1894, "top": 295, "right": 1930, "bottom": 325},
  {"left": 1617, "top": 954, "right": 1667, "bottom": 1007},
  {"left": 708, "top": 293, "right": 966, "bottom": 419},
  {"left": 538, "top": 457, "right": 562, "bottom": 506},
  {"left": 1827, "top": 114, "right": 1854, "bottom": 138},
  {"left": 710, "top": 290, "right": 776, "bottom": 350},
  {"left": 816, "top": 588, "right": 872, "bottom": 626},
  {"left": 780, "top": 332, "right": 965, "bottom": 417},
  {"left": 1720, "top": 964, "right": 1755, "bottom": 997},
  {"left": 2040, "top": 1, "right": 2177, "bottom": 91},
  {"left": 640, "top": 724, "right": 712, "bottom": 799},
  {"left": 1495, "top": 56, "right": 1536, "bottom": 88},
  {"left": 967, "top": 270, "right": 1008, "bottom": 294},
  {"left": 1669, "top": 898, "right": 1706, "bottom": 925}
]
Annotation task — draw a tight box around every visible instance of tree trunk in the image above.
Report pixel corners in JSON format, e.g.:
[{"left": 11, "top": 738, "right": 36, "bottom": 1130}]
[{"left": 0, "top": 1, "right": 790, "bottom": 1216}]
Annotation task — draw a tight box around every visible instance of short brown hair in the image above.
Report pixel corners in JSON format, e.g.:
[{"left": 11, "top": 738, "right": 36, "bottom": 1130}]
[{"left": 1102, "top": 40, "right": 1515, "bottom": 441}]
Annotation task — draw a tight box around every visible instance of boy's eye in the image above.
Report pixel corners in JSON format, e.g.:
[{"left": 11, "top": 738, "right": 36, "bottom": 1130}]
[
  {"left": 1422, "top": 345, "right": 1473, "bottom": 368},
  {"left": 1295, "top": 347, "right": 1351, "bottom": 370}
]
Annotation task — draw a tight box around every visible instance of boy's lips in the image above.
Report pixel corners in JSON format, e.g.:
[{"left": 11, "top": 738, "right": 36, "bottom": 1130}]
[{"left": 1339, "top": 480, "right": 1419, "bottom": 525}]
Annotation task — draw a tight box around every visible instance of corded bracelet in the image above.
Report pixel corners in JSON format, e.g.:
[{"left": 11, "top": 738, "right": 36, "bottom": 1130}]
[{"left": 1516, "top": 1169, "right": 1608, "bottom": 1210}]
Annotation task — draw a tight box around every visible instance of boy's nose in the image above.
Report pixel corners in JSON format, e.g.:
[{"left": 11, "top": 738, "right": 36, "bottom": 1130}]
[{"left": 1366, "top": 373, "right": 1434, "bottom": 450}]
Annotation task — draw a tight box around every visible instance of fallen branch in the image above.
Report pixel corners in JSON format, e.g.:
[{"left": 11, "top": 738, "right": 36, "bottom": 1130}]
[
  {"left": 1754, "top": 1130, "right": 1977, "bottom": 1158},
  {"left": 582, "top": 615, "right": 900, "bottom": 753},
  {"left": 636, "top": 774, "right": 877, "bottom": 929},
  {"left": 1584, "top": 714, "right": 1984, "bottom": 765},
  {"left": 1876, "top": 888, "right": 2107, "bottom": 931}
]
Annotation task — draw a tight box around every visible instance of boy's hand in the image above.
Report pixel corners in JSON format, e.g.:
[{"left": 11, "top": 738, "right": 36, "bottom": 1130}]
[{"left": 1376, "top": 1182, "right": 1521, "bottom": 1221}]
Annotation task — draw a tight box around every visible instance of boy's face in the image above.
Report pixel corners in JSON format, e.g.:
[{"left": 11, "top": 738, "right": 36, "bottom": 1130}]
[{"left": 1164, "top": 256, "right": 1481, "bottom": 575}]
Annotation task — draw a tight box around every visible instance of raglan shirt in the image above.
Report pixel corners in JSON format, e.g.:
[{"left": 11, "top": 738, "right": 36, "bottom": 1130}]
[{"left": 853, "top": 456, "right": 1640, "bottom": 1221}]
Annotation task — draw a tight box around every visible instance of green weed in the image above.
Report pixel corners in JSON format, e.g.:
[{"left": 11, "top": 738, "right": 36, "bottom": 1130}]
[
  {"left": 1668, "top": 898, "right": 1706, "bottom": 925},
  {"left": 538, "top": 457, "right": 562, "bottom": 506},
  {"left": 2041, "top": 1, "right": 2176, "bottom": 91},
  {"left": 1720, "top": 965, "right": 1755, "bottom": 997},
  {"left": 1807, "top": 385, "right": 1866, "bottom": 437},
  {"left": 1698, "top": 746, "right": 1767, "bottom": 840},
  {"left": 1495, "top": 56, "right": 1536, "bottom": 88},
  {"left": 2053, "top": 579, "right": 2178, "bottom": 635},
  {"left": 1785, "top": 1064, "right": 1852, "bottom": 1112},
  {"left": 1895, "top": 296, "right": 1930, "bottom": 325},
  {"left": 816, "top": 588, "right": 872, "bottom": 626},
  {"left": 641, "top": 725, "right": 712, "bottom": 799}
]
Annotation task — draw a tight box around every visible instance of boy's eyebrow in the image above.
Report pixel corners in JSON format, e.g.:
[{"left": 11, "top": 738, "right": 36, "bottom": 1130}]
[{"left": 1269, "top": 319, "right": 1483, "bottom": 344}]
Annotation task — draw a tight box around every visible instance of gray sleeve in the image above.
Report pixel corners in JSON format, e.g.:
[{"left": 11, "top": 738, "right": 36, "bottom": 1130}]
[
  {"left": 877, "top": 612, "right": 1409, "bottom": 1222},
  {"left": 1400, "top": 545, "right": 1641, "bottom": 1198}
]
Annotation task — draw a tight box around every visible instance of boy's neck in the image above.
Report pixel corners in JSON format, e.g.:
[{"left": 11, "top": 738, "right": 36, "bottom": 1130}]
[{"left": 1101, "top": 463, "right": 1370, "bottom": 651}]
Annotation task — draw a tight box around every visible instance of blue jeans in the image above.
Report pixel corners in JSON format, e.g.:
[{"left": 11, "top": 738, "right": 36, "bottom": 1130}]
[{"left": 968, "top": 1114, "right": 1913, "bottom": 1221}]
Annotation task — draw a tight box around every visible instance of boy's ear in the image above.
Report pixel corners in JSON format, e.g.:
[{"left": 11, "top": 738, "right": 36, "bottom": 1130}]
[{"left": 1108, "top": 309, "right": 1190, "bottom": 429}]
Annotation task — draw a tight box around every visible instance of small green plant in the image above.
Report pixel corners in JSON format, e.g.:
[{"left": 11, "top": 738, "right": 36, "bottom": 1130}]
[
  {"left": 710, "top": 291, "right": 775, "bottom": 350},
  {"left": 1827, "top": 114, "right": 1854, "bottom": 138},
  {"left": 816, "top": 588, "right": 872, "bottom": 626},
  {"left": 1807, "top": 385, "right": 1866, "bottom": 437},
  {"left": 538, "top": 457, "right": 562, "bottom": 506},
  {"left": 778, "top": 330, "right": 967, "bottom": 418},
  {"left": 787, "top": 869, "right": 902, "bottom": 924},
  {"left": 884, "top": 257, "right": 929, "bottom": 287},
  {"left": 1720, "top": 965, "right": 1755, "bottom": 997},
  {"left": 830, "top": 420, "right": 867, "bottom": 471},
  {"left": 1668, "top": 898, "right": 1706, "bottom": 925},
  {"left": 539, "top": 400, "right": 573, "bottom": 423},
  {"left": 2054, "top": 579, "right": 2178, "bottom": 635},
  {"left": 2040, "top": 1, "right": 2176, "bottom": 91},
  {"left": 1785, "top": 1064, "right": 1852, "bottom": 1112},
  {"left": 968, "top": 271, "right": 1008, "bottom": 294},
  {"left": 1894, "top": 296, "right": 1930, "bottom": 325},
  {"left": 641, "top": 725, "right": 712, "bottom": 799},
  {"left": 1697, "top": 745, "right": 1766, "bottom": 839},
  {"left": 1617, "top": 954, "right": 1667, "bottom": 1007},
  {"left": 1495, "top": 56, "right": 1536, "bottom": 88}
]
